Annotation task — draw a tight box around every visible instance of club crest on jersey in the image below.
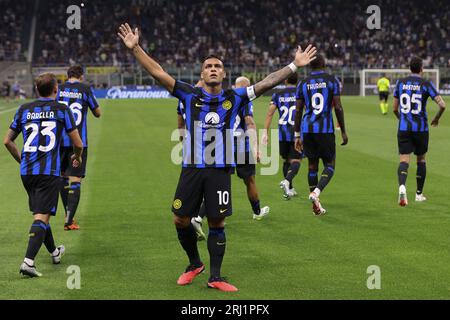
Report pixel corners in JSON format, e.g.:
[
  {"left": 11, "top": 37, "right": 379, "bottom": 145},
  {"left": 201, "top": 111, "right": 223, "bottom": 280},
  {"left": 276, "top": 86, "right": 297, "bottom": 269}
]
[
  {"left": 222, "top": 100, "right": 232, "bottom": 110},
  {"left": 173, "top": 199, "right": 182, "bottom": 210}
]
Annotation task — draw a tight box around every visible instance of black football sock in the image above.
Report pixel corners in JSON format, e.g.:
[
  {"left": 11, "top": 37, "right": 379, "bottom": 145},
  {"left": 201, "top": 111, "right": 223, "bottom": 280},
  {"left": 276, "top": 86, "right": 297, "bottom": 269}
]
[
  {"left": 286, "top": 162, "right": 300, "bottom": 189},
  {"left": 283, "top": 162, "right": 290, "bottom": 178},
  {"left": 25, "top": 220, "right": 47, "bottom": 261},
  {"left": 207, "top": 227, "right": 226, "bottom": 279},
  {"left": 66, "top": 182, "right": 81, "bottom": 225},
  {"left": 416, "top": 162, "right": 426, "bottom": 194},
  {"left": 398, "top": 162, "right": 409, "bottom": 186},
  {"left": 44, "top": 224, "right": 56, "bottom": 254},
  {"left": 60, "top": 178, "right": 70, "bottom": 215},
  {"left": 198, "top": 202, "right": 207, "bottom": 219},
  {"left": 317, "top": 166, "right": 335, "bottom": 191},
  {"left": 308, "top": 170, "right": 319, "bottom": 192},
  {"left": 176, "top": 224, "right": 201, "bottom": 267},
  {"left": 250, "top": 199, "right": 260, "bottom": 215}
]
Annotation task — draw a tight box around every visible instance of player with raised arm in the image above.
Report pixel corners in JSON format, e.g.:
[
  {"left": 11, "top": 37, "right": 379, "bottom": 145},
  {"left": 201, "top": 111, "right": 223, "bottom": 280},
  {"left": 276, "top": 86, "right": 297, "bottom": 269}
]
[
  {"left": 294, "top": 55, "right": 348, "bottom": 216},
  {"left": 58, "top": 65, "right": 101, "bottom": 231},
  {"left": 262, "top": 73, "right": 302, "bottom": 200},
  {"left": 393, "top": 56, "right": 446, "bottom": 206},
  {"left": 188, "top": 77, "right": 270, "bottom": 241},
  {"left": 118, "top": 23, "right": 316, "bottom": 292},
  {"left": 3, "top": 73, "right": 83, "bottom": 277}
]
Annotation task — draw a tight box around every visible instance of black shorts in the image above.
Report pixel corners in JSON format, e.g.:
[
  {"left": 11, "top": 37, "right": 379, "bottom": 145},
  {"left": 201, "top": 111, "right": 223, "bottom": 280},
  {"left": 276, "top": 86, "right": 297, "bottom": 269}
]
[
  {"left": 3, "top": 89, "right": 10, "bottom": 97},
  {"left": 379, "top": 91, "right": 389, "bottom": 101},
  {"left": 233, "top": 151, "right": 256, "bottom": 179},
  {"left": 303, "top": 133, "right": 336, "bottom": 161},
  {"left": 60, "top": 147, "right": 88, "bottom": 178},
  {"left": 172, "top": 167, "right": 233, "bottom": 218},
  {"left": 21, "top": 175, "right": 60, "bottom": 215},
  {"left": 235, "top": 163, "right": 256, "bottom": 179},
  {"left": 279, "top": 141, "right": 303, "bottom": 160},
  {"left": 398, "top": 131, "right": 429, "bottom": 156}
]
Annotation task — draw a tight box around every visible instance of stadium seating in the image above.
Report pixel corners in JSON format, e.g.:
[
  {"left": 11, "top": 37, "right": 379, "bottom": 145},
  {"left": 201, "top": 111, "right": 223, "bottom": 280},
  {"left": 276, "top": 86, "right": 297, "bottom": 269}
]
[{"left": 1, "top": 0, "right": 450, "bottom": 68}]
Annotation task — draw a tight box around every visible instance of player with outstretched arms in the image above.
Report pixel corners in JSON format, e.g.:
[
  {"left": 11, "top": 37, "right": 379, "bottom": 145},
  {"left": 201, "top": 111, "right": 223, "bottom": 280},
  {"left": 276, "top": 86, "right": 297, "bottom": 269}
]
[{"left": 118, "top": 23, "right": 316, "bottom": 291}]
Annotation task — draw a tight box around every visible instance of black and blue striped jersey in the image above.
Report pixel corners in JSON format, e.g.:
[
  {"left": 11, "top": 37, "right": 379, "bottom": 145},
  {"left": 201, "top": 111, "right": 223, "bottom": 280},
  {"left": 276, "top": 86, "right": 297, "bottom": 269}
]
[
  {"left": 57, "top": 81, "right": 99, "bottom": 147},
  {"left": 271, "top": 87, "right": 297, "bottom": 142},
  {"left": 393, "top": 75, "right": 439, "bottom": 132},
  {"left": 233, "top": 101, "right": 254, "bottom": 154},
  {"left": 172, "top": 80, "right": 253, "bottom": 168},
  {"left": 296, "top": 71, "right": 340, "bottom": 134},
  {"left": 9, "top": 98, "right": 77, "bottom": 176},
  {"left": 178, "top": 97, "right": 254, "bottom": 155}
]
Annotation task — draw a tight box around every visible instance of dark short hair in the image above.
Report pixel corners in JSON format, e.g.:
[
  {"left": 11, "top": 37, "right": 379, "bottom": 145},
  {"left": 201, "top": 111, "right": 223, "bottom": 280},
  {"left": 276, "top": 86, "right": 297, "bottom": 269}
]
[
  {"left": 410, "top": 56, "right": 423, "bottom": 74},
  {"left": 35, "top": 73, "right": 57, "bottom": 97},
  {"left": 67, "top": 65, "right": 84, "bottom": 79},
  {"left": 286, "top": 72, "right": 298, "bottom": 85},
  {"left": 310, "top": 54, "right": 325, "bottom": 70},
  {"left": 202, "top": 54, "right": 224, "bottom": 65}
]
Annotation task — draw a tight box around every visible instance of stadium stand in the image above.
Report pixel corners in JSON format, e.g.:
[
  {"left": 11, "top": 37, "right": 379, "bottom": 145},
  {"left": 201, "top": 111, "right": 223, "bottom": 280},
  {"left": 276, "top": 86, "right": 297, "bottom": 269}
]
[
  {"left": 0, "top": 0, "right": 30, "bottom": 61},
  {"left": 27, "top": 0, "right": 450, "bottom": 68}
]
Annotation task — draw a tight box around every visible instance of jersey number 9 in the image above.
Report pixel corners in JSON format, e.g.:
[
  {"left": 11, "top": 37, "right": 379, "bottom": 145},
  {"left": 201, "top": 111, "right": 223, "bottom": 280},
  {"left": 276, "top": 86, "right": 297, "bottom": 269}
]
[{"left": 311, "top": 93, "right": 324, "bottom": 115}]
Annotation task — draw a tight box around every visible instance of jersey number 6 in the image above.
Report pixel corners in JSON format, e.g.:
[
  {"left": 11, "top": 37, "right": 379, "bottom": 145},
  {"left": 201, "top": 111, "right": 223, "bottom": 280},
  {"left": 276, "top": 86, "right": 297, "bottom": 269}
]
[{"left": 60, "top": 101, "right": 83, "bottom": 126}]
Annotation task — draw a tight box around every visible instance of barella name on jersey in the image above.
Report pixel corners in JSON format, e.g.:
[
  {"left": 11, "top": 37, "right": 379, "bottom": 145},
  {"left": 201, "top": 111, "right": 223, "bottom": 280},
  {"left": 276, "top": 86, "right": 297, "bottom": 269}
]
[
  {"left": 59, "top": 91, "right": 83, "bottom": 99},
  {"left": 26, "top": 111, "right": 55, "bottom": 120},
  {"left": 307, "top": 82, "right": 327, "bottom": 90}
]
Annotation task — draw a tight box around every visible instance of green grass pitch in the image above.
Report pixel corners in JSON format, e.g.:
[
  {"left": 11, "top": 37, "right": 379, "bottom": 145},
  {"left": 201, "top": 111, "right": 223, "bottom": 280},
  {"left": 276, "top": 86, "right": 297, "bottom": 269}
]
[{"left": 0, "top": 96, "right": 449, "bottom": 299}]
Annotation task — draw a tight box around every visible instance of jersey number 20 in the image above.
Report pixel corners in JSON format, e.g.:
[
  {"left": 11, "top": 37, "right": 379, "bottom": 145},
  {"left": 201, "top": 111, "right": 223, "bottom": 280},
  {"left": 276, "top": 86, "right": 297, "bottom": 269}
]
[{"left": 279, "top": 105, "right": 296, "bottom": 125}]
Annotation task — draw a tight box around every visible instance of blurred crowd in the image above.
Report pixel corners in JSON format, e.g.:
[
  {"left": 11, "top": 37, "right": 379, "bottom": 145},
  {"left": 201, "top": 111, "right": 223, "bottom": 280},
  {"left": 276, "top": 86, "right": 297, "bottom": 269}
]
[
  {"left": 0, "top": 0, "right": 27, "bottom": 61},
  {"left": 2, "top": 0, "right": 450, "bottom": 69}
]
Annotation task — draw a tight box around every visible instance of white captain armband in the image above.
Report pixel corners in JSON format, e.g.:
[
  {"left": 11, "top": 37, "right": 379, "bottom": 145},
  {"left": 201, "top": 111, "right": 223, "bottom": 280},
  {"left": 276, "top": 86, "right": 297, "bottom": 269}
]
[
  {"left": 294, "top": 132, "right": 301, "bottom": 138},
  {"left": 247, "top": 85, "right": 257, "bottom": 101},
  {"left": 288, "top": 62, "right": 298, "bottom": 73}
]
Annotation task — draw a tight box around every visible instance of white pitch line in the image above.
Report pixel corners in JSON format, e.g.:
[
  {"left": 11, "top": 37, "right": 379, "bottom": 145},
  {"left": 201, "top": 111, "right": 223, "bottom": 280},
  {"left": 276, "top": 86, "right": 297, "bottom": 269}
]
[{"left": 0, "top": 107, "right": 17, "bottom": 115}]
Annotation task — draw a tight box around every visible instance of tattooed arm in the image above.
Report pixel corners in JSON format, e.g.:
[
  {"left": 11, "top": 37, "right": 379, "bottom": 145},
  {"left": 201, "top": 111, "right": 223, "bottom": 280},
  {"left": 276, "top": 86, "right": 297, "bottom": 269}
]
[
  {"left": 252, "top": 45, "right": 316, "bottom": 98},
  {"left": 3, "top": 129, "right": 21, "bottom": 163}
]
